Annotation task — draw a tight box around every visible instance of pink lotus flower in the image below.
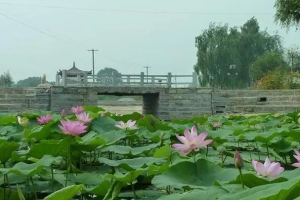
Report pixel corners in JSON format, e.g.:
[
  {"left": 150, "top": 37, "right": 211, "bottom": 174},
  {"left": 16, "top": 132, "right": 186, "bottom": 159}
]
[
  {"left": 59, "top": 120, "right": 87, "bottom": 136},
  {"left": 71, "top": 106, "right": 84, "bottom": 114},
  {"left": 115, "top": 120, "right": 137, "bottom": 130},
  {"left": 212, "top": 121, "right": 222, "bottom": 128},
  {"left": 61, "top": 108, "right": 67, "bottom": 117},
  {"left": 172, "top": 125, "right": 213, "bottom": 155},
  {"left": 292, "top": 150, "right": 300, "bottom": 167},
  {"left": 76, "top": 112, "right": 92, "bottom": 124},
  {"left": 252, "top": 157, "right": 284, "bottom": 178},
  {"left": 37, "top": 114, "right": 52, "bottom": 125}
]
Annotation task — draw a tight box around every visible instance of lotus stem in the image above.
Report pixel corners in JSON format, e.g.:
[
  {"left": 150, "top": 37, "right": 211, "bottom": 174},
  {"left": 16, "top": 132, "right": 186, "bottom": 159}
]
[
  {"left": 223, "top": 155, "right": 227, "bottom": 163},
  {"left": 220, "top": 153, "right": 224, "bottom": 168},
  {"left": 4, "top": 174, "right": 11, "bottom": 200},
  {"left": 30, "top": 177, "right": 38, "bottom": 200},
  {"left": 65, "top": 145, "right": 71, "bottom": 187},
  {"left": 51, "top": 165, "right": 54, "bottom": 192},
  {"left": 247, "top": 141, "right": 252, "bottom": 160},
  {"left": 284, "top": 156, "right": 288, "bottom": 165},
  {"left": 131, "top": 182, "right": 138, "bottom": 199},
  {"left": 266, "top": 142, "right": 269, "bottom": 157},
  {"left": 206, "top": 146, "right": 209, "bottom": 157},
  {"left": 238, "top": 168, "right": 245, "bottom": 189},
  {"left": 254, "top": 141, "right": 260, "bottom": 160}
]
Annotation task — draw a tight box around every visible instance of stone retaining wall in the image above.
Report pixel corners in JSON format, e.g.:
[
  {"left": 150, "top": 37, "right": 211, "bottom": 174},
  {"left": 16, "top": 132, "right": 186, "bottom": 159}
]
[{"left": 1, "top": 86, "right": 300, "bottom": 119}]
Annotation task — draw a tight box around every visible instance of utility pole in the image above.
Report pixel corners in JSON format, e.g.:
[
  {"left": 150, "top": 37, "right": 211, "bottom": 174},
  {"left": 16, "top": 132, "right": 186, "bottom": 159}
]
[
  {"left": 88, "top": 49, "right": 98, "bottom": 82},
  {"left": 143, "top": 66, "right": 151, "bottom": 83}
]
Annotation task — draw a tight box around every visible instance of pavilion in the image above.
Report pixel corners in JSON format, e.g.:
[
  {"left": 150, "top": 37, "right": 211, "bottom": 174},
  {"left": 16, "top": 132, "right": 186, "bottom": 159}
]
[{"left": 55, "top": 62, "right": 92, "bottom": 86}]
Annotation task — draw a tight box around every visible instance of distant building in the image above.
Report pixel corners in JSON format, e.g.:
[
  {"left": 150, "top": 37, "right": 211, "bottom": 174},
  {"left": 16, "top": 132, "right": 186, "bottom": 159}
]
[{"left": 56, "top": 61, "right": 92, "bottom": 85}]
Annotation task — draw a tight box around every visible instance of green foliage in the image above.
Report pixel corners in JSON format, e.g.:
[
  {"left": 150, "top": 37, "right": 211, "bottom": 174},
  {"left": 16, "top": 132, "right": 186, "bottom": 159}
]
[
  {"left": 274, "top": 0, "right": 300, "bottom": 29},
  {"left": 0, "top": 71, "right": 13, "bottom": 88},
  {"left": 97, "top": 67, "right": 122, "bottom": 84},
  {"left": 15, "top": 76, "right": 40, "bottom": 87},
  {"left": 152, "top": 159, "right": 238, "bottom": 189},
  {"left": 286, "top": 47, "right": 300, "bottom": 71},
  {"left": 194, "top": 17, "right": 283, "bottom": 88},
  {"left": 44, "top": 184, "right": 84, "bottom": 200},
  {"left": 1, "top": 106, "right": 300, "bottom": 199},
  {"left": 255, "top": 68, "right": 288, "bottom": 89},
  {"left": 249, "top": 51, "right": 287, "bottom": 81}
]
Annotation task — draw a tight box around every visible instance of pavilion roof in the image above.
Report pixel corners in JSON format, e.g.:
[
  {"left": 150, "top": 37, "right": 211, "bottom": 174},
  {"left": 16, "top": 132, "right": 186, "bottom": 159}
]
[{"left": 57, "top": 61, "right": 92, "bottom": 77}]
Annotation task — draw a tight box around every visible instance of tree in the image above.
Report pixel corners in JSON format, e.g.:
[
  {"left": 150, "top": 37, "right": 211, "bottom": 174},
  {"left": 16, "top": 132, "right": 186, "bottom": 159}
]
[
  {"left": 249, "top": 51, "right": 287, "bottom": 81},
  {"left": 194, "top": 17, "right": 283, "bottom": 88},
  {"left": 255, "top": 68, "right": 288, "bottom": 90},
  {"left": 0, "top": 71, "right": 13, "bottom": 87},
  {"left": 97, "top": 68, "right": 122, "bottom": 84},
  {"left": 286, "top": 47, "right": 300, "bottom": 71},
  {"left": 16, "top": 77, "right": 41, "bottom": 87},
  {"left": 274, "top": 0, "right": 300, "bottom": 29}
]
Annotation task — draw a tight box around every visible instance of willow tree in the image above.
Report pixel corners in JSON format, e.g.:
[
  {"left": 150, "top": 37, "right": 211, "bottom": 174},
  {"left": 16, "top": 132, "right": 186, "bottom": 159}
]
[
  {"left": 274, "top": 0, "right": 300, "bottom": 29},
  {"left": 194, "top": 17, "right": 283, "bottom": 88}
]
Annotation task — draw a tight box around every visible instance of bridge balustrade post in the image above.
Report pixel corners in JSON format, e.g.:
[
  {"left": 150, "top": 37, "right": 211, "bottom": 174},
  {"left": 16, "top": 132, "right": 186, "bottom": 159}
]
[
  {"left": 127, "top": 75, "right": 130, "bottom": 85},
  {"left": 83, "top": 72, "right": 88, "bottom": 87},
  {"left": 55, "top": 74, "right": 60, "bottom": 86},
  {"left": 62, "top": 70, "right": 67, "bottom": 87},
  {"left": 112, "top": 72, "right": 117, "bottom": 85},
  {"left": 167, "top": 73, "right": 172, "bottom": 88},
  {"left": 151, "top": 76, "right": 155, "bottom": 85},
  {"left": 140, "top": 72, "right": 144, "bottom": 86},
  {"left": 192, "top": 72, "right": 198, "bottom": 87}
]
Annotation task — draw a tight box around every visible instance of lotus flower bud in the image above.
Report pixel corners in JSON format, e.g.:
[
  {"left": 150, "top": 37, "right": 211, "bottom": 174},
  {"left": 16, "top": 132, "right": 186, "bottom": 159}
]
[
  {"left": 234, "top": 150, "right": 244, "bottom": 169},
  {"left": 61, "top": 109, "right": 67, "bottom": 117},
  {"left": 17, "top": 115, "right": 29, "bottom": 127}
]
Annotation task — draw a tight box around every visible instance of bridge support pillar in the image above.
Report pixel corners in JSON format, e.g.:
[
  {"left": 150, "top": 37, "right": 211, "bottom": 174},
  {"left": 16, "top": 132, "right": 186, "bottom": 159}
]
[{"left": 142, "top": 93, "right": 159, "bottom": 116}]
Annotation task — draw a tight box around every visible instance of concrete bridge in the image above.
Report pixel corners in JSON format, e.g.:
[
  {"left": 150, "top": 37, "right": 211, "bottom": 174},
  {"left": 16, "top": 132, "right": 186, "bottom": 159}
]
[
  {"left": 50, "top": 86, "right": 212, "bottom": 120},
  {"left": 55, "top": 68, "right": 198, "bottom": 88},
  {"left": 1, "top": 86, "right": 300, "bottom": 120}
]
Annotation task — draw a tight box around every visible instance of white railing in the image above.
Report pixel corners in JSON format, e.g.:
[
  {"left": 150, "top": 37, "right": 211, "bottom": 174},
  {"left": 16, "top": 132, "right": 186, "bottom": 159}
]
[{"left": 55, "top": 71, "right": 198, "bottom": 88}]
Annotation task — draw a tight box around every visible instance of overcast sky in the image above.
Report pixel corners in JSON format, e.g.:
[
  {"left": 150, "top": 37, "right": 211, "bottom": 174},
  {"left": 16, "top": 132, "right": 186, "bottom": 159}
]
[{"left": 0, "top": 0, "right": 299, "bottom": 82}]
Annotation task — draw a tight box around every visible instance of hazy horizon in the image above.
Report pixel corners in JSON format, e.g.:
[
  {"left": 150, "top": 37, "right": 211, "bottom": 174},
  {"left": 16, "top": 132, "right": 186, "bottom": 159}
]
[{"left": 0, "top": 0, "right": 299, "bottom": 82}]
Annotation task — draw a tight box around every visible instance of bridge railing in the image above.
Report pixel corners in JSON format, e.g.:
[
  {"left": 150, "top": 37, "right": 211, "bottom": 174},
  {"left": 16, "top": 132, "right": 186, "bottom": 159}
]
[{"left": 56, "top": 71, "right": 198, "bottom": 88}]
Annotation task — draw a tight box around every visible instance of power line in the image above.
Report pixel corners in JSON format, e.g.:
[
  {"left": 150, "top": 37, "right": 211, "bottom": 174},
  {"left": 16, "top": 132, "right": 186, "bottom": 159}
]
[
  {"left": 0, "top": 11, "right": 142, "bottom": 67},
  {"left": 0, "top": 11, "right": 67, "bottom": 42},
  {"left": 0, "top": 11, "right": 91, "bottom": 49},
  {"left": 0, "top": 2, "right": 275, "bottom": 15}
]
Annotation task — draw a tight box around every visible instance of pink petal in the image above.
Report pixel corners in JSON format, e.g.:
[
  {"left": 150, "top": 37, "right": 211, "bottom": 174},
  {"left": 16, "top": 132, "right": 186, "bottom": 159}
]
[
  {"left": 295, "top": 150, "right": 300, "bottom": 157},
  {"left": 255, "top": 161, "right": 267, "bottom": 176},
  {"left": 294, "top": 150, "right": 300, "bottom": 161},
  {"left": 198, "top": 139, "right": 213, "bottom": 148},
  {"left": 292, "top": 162, "right": 300, "bottom": 168},
  {"left": 184, "top": 129, "right": 192, "bottom": 141},
  {"left": 264, "top": 157, "right": 271, "bottom": 169},
  {"left": 198, "top": 132, "right": 208, "bottom": 142},
  {"left": 172, "top": 143, "right": 189, "bottom": 151},
  {"left": 115, "top": 124, "right": 124, "bottom": 129},
  {"left": 172, "top": 144, "right": 192, "bottom": 155},
  {"left": 190, "top": 126, "right": 198, "bottom": 137},
  {"left": 175, "top": 134, "right": 189, "bottom": 144},
  {"left": 293, "top": 154, "right": 300, "bottom": 161},
  {"left": 267, "top": 162, "right": 284, "bottom": 178},
  {"left": 252, "top": 160, "right": 258, "bottom": 171},
  {"left": 129, "top": 120, "right": 136, "bottom": 126},
  {"left": 182, "top": 148, "right": 193, "bottom": 155}
]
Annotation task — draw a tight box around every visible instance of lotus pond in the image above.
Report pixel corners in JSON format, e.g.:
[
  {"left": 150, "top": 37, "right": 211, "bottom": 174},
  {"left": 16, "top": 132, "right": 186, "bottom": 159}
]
[{"left": 1, "top": 106, "right": 300, "bottom": 200}]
